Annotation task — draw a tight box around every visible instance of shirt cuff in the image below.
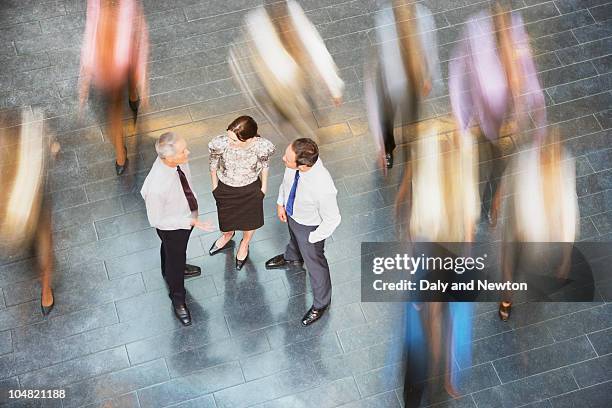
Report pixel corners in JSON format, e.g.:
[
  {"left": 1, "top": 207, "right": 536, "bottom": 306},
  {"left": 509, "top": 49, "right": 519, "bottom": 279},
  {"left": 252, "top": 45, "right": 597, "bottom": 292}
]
[{"left": 308, "top": 231, "right": 322, "bottom": 243}]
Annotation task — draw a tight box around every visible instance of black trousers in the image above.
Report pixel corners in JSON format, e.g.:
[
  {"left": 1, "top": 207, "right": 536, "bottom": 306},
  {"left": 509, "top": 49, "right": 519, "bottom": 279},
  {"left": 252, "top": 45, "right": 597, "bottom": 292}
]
[
  {"left": 156, "top": 228, "right": 192, "bottom": 305},
  {"left": 376, "top": 68, "right": 420, "bottom": 157},
  {"left": 285, "top": 217, "right": 332, "bottom": 308}
]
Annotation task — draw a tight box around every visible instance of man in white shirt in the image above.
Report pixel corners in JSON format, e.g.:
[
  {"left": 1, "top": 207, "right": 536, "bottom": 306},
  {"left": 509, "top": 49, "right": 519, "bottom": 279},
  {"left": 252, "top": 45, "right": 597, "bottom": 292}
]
[
  {"left": 265, "top": 138, "right": 341, "bottom": 326},
  {"left": 141, "top": 132, "right": 213, "bottom": 326}
]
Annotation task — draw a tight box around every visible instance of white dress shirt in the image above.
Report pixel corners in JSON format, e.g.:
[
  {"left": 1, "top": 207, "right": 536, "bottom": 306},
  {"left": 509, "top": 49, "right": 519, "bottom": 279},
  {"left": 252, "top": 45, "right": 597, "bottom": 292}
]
[
  {"left": 277, "top": 159, "right": 341, "bottom": 243},
  {"left": 140, "top": 157, "right": 197, "bottom": 231}
]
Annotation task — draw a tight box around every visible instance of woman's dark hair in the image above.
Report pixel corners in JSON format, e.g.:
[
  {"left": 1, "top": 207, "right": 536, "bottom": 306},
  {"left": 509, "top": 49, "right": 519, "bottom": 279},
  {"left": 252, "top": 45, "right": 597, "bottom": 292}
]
[
  {"left": 227, "top": 116, "right": 259, "bottom": 142},
  {"left": 291, "top": 138, "right": 319, "bottom": 167}
]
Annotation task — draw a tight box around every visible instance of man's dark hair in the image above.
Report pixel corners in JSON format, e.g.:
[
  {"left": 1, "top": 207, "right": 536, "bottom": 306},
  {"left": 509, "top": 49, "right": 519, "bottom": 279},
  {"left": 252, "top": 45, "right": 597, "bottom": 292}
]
[{"left": 292, "top": 138, "right": 319, "bottom": 167}]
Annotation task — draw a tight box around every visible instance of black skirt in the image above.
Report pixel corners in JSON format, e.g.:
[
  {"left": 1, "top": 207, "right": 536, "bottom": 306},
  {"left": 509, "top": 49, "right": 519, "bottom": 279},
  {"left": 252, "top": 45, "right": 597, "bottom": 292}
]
[{"left": 213, "top": 178, "right": 265, "bottom": 232}]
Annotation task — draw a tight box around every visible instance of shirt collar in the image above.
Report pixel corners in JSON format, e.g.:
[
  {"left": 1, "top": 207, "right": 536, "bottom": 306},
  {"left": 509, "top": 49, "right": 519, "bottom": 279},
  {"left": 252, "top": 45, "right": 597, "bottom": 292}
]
[{"left": 298, "top": 158, "right": 322, "bottom": 178}]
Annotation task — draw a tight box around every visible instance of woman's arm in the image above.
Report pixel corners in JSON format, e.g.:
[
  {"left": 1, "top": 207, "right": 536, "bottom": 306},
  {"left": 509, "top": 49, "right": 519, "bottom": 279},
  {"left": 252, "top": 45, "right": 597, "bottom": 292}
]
[{"left": 260, "top": 167, "right": 269, "bottom": 194}]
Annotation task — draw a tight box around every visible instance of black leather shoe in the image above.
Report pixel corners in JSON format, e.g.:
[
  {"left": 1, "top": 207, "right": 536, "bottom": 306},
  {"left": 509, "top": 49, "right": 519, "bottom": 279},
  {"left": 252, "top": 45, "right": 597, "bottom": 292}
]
[
  {"left": 265, "top": 254, "right": 303, "bottom": 269},
  {"left": 173, "top": 303, "right": 192, "bottom": 326},
  {"left": 301, "top": 304, "right": 329, "bottom": 326},
  {"left": 385, "top": 152, "right": 393, "bottom": 169},
  {"left": 115, "top": 158, "right": 128, "bottom": 176},
  {"left": 41, "top": 290, "right": 54, "bottom": 317},
  {"left": 184, "top": 264, "right": 201, "bottom": 278},
  {"left": 209, "top": 232, "right": 235, "bottom": 256}
]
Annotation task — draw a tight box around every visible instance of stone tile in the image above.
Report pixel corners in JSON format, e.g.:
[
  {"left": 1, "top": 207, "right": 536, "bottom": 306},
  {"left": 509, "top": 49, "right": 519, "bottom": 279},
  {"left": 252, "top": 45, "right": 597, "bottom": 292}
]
[
  {"left": 125, "top": 314, "right": 230, "bottom": 365},
  {"left": 164, "top": 330, "right": 269, "bottom": 378},
  {"left": 493, "top": 335, "right": 597, "bottom": 383},
  {"left": 549, "top": 73, "right": 612, "bottom": 104},
  {"left": 544, "top": 303, "right": 612, "bottom": 341},
  {"left": 213, "top": 364, "right": 319, "bottom": 408},
  {"left": 595, "top": 108, "right": 612, "bottom": 129},
  {"left": 137, "top": 361, "right": 244, "bottom": 408},
  {"left": 555, "top": 0, "right": 611, "bottom": 14},
  {"left": 592, "top": 211, "right": 612, "bottom": 235},
  {"left": 81, "top": 392, "right": 140, "bottom": 408},
  {"left": 589, "top": 3, "right": 612, "bottom": 22},
  {"left": 588, "top": 327, "right": 612, "bottom": 355},
  {"left": 549, "top": 380, "right": 612, "bottom": 408},
  {"left": 240, "top": 333, "right": 342, "bottom": 381},
  {"left": 62, "top": 359, "right": 169, "bottom": 408},
  {"left": 472, "top": 367, "right": 579, "bottom": 408},
  {"left": 259, "top": 377, "right": 361, "bottom": 408},
  {"left": 556, "top": 37, "right": 612, "bottom": 65},
  {"left": 18, "top": 346, "right": 130, "bottom": 389},
  {"left": 570, "top": 353, "right": 612, "bottom": 388},
  {"left": 0, "top": 330, "right": 11, "bottom": 356},
  {"left": 336, "top": 391, "right": 401, "bottom": 408},
  {"left": 539, "top": 61, "right": 599, "bottom": 89},
  {"left": 94, "top": 211, "right": 151, "bottom": 240},
  {"left": 525, "top": 9, "right": 594, "bottom": 38}
]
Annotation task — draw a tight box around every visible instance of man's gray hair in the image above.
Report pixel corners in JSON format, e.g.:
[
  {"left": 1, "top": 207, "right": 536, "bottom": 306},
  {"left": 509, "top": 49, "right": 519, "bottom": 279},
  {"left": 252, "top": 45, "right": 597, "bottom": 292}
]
[{"left": 155, "top": 132, "right": 180, "bottom": 159}]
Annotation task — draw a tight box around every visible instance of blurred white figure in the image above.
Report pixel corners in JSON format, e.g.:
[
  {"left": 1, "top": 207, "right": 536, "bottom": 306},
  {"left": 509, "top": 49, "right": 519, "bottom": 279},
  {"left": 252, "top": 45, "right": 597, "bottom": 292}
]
[
  {"left": 0, "top": 108, "right": 57, "bottom": 316},
  {"left": 499, "top": 131, "right": 579, "bottom": 321},
  {"left": 365, "top": 0, "right": 441, "bottom": 170},
  {"left": 229, "top": 0, "right": 344, "bottom": 140},
  {"left": 407, "top": 128, "right": 480, "bottom": 243}
]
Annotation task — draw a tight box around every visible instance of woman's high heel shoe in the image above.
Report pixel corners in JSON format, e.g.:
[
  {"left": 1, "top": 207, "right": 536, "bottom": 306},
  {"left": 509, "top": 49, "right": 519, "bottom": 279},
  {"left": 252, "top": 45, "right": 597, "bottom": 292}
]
[
  {"left": 498, "top": 301, "right": 512, "bottom": 321},
  {"left": 41, "top": 289, "right": 54, "bottom": 317},
  {"left": 115, "top": 146, "right": 128, "bottom": 176},
  {"left": 235, "top": 241, "right": 249, "bottom": 271},
  {"left": 115, "top": 158, "right": 129, "bottom": 175},
  {"left": 209, "top": 232, "right": 236, "bottom": 256},
  {"left": 129, "top": 98, "right": 140, "bottom": 114}
]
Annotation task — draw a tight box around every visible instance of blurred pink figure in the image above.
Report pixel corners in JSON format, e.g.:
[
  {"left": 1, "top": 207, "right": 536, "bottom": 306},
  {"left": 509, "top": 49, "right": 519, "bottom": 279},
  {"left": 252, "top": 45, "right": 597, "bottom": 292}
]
[
  {"left": 79, "top": 0, "right": 149, "bottom": 175},
  {"left": 449, "top": 4, "right": 546, "bottom": 225}
]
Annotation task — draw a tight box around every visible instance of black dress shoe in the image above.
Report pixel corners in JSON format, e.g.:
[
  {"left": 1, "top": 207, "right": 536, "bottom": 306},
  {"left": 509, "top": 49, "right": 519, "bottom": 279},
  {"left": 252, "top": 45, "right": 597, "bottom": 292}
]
[
  {"left": 209, "top": 232, "right": 235, "bottom": 256},
  {"left": 265, "top": 254, "right": 303, "bottom": 269},
  {"left": 184, "top": 264, "right": 201, "bottom": 278},
  {"left": 41, "top": 290, "right": 54, "bottom": 317},
  {"left": 173, "top": 303, "right": 192, "bottom": 326},
  {"left": 385, "top": 152, "right": 394, "bottom": 169},
  {"left": 115, "top": 158, "right": 128, "bottom": 176},
  {"left": 301, "top": 304, "right": 329, "bottom": 326}
]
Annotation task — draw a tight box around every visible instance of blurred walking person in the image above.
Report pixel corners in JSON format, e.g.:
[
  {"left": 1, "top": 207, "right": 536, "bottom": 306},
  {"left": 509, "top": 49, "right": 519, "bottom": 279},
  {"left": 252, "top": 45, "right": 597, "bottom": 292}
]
[
  {"left": 229, "top": 0, "right": 344, "bottom": 141},
  {"left": 79, "top": 0, "right": 149, "bottom": 175},
  {"left": 208, "top": 116, "right": 275, "bottom": 270},
  {"left": 498, "top": 130, "right": 579, "bottom": 320},
  {"left": 0, "top": 108, "right": 59, "bottom": 316},
  {"left": 449, "top": 2, "right": 546, "bottom": 225},
  {"left": 365, "top": 0, "right": 441, "bottom": 169}
]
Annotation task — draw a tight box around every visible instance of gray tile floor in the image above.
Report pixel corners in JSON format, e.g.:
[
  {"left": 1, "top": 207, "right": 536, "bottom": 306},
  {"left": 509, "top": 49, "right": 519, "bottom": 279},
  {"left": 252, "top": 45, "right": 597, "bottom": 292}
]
[{"left": 0, "top": 0, "right": 611, "bottom": 407}]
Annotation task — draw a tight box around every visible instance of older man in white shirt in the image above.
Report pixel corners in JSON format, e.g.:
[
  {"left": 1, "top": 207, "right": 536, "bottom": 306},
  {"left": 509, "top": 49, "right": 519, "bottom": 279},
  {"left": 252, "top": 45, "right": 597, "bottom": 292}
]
[
  {"left": 141, "top": 132, "right": 213, "bottom": 326},
  {"left": 265, "top": 138, "right": 341, "bottom": 326}
]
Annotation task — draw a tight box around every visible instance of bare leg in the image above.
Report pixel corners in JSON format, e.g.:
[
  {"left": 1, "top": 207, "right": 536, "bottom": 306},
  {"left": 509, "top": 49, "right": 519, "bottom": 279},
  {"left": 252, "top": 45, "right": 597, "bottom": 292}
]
[
  {"left": 215, "top": 231, "right": 235, "bottom": 248},
  {"left": 108, "top": 92, "right": 126, "bottom": 166},
  {"left": 237, "top": 230, "right": 255, "bottom": 260},
  {"left": 36, "top": 207, "right": 54, "bottom": 307},
  {"left": 128, "top": 76, "right": 139, "bottom": 102}
]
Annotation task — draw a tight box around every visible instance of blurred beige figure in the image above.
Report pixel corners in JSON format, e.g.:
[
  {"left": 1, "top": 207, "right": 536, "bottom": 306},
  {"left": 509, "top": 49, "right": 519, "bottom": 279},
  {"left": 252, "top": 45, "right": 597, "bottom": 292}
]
[
  {"left": 499, "top": 130, "right": 579, "bottom": 320},
  {"left": 396, "top": 125, "right": 480, "bottom": 400},
  {"left": 78, "top": 0, "right": 149, "bottom": 175},
  {"left": 229, "top": 0, "right": 344, "bottom": 141},
  {"left": 397, "top": 126, "right": 480, "bottom": 243},
  {"left": 0, "top": 108, "right": 58, "bottom": 316}
]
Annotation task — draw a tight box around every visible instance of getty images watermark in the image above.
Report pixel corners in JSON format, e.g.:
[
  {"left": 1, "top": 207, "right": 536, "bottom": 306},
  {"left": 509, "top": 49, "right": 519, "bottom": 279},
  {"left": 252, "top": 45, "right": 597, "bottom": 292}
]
[
  {"left": 371, "top": 252, "right": 526, "bottom": 292},
  {"left": 360, "top": 242, "right": 605, "bottom": 303}
]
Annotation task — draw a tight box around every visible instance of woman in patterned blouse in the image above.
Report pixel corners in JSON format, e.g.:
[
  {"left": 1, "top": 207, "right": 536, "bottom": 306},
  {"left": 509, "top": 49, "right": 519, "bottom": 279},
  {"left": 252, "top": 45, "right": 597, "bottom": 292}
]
[{"left": 208, "top": 116, "right": 275, "bottom": 270}]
